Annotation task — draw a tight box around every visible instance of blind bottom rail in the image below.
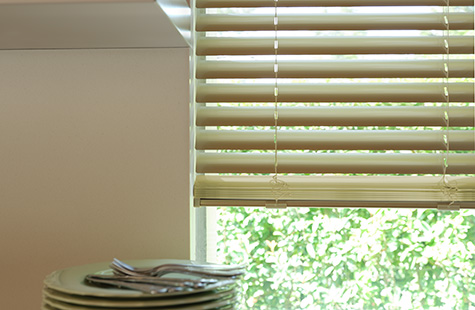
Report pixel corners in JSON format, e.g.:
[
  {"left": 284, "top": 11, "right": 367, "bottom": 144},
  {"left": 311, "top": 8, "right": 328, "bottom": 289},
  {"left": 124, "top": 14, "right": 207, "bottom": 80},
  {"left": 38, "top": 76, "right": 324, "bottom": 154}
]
[{"left": 194, "top": 175, "right": 475, "bottom": 209}]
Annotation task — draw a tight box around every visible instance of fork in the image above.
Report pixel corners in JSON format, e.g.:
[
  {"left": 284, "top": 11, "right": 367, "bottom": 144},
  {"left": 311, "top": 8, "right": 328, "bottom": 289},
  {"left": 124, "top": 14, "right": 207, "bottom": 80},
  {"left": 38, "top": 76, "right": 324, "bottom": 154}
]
[
  {"left": 111, "top": 258, "right": 246, "bottom": 278},
  {"left": 86, "top": 274, "right": 218, "bottom": 289}
]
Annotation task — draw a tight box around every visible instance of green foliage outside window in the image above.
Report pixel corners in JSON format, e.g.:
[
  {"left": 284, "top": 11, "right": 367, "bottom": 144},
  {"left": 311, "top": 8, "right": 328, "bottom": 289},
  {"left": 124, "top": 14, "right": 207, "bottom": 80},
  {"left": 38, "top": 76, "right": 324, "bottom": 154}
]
[{"left": 216, "top": 207, "right": 475, "bottom": 309}]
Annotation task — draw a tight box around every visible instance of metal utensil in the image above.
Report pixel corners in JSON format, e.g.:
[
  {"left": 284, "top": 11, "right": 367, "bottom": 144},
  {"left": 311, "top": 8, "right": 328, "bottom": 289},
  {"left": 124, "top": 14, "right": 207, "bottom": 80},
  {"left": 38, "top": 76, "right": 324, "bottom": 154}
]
[
  {"left": 86, "top": 274, "right": 216, "bottom": 288},
  {"left": 111, "top": 258, "right": 246, "bottom": 278},
  {"left": 85, "top": 274, "right": 237, "bottom": 295},
  {"left": 85, "top": 275, "right": 181, "bottom": 294}
]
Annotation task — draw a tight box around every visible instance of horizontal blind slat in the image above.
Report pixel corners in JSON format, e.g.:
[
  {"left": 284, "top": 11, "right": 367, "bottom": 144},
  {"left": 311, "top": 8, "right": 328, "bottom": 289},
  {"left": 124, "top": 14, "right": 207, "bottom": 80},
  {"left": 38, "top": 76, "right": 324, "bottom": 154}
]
[
  {"left": 197, "top": 13, "right": 474, "bottom": 31},
  {"left": 196, "top": 106, "right": 475, "bottom": 127},
  {"left": 196, "top": 59, "right": 474, "bottom": 78},
  {"left": 196, "top": 0, "right": 474, "bottom": 8},
  {"left": 194, "top": 175, "right": 475, "bottom": 207},
  {"left": 196, "top": 83, "right": 474, "bottom": 103},
  {"left": 196, "top": 153, "right": 475, "bottom": 174},
  {"left": 196, "top": 36, "right": 474, "bottom": 56},
  {"left": 198, "top": 199, "right": 475, "bottom": 208},
  {"left": 196, "top": 130, "right": 475, "bottom": 151}
]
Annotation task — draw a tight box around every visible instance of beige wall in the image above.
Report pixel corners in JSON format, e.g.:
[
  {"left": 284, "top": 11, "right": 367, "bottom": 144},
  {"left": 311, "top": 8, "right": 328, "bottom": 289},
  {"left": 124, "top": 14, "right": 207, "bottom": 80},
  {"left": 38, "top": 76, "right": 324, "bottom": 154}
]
[{"left": 0, "top": 48, "right": 190, "bottom": 308}]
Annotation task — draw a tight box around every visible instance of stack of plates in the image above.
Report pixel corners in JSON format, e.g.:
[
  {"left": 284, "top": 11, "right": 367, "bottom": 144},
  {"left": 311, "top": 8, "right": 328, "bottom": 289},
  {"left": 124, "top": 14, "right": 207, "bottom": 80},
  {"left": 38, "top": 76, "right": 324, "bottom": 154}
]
[{"left": 43, "top": 259, "right": 241, "bottom": 310}]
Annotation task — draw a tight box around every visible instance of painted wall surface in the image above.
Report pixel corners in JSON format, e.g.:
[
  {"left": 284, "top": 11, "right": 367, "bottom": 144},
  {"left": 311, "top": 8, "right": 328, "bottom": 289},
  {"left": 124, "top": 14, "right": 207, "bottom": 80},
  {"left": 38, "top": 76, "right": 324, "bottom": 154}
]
[{"left": 0, "top": 48, "right": 190, "bottom": 309}]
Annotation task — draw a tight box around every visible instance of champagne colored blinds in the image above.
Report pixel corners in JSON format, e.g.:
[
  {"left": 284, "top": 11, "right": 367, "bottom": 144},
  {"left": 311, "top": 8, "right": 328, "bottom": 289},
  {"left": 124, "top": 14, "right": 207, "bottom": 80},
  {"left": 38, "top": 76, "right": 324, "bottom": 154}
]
[{"left": 193, "top": 0, "right": 475, "bottom": 208}]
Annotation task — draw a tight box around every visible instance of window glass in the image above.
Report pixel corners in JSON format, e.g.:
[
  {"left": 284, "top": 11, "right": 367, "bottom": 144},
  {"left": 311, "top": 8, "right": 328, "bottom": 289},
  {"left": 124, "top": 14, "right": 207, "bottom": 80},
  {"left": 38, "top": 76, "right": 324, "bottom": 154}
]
[{"left": 214, "top": 207, "right": 475, "bottom": 309}]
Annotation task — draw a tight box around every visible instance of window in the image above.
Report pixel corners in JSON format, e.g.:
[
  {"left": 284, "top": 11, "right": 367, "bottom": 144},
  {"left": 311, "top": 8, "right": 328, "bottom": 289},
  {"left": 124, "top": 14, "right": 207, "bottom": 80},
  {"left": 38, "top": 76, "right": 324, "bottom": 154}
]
[
  {"left": 192, "top": 0, "right": 474, "bottom": 308},
  {"left": 214, "top": 207, "right": 475, "bottom": 309}
]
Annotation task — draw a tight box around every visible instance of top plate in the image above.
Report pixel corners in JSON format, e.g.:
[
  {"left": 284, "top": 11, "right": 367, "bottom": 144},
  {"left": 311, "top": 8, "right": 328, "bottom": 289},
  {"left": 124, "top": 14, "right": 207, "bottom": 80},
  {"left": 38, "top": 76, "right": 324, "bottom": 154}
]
[{"left": 43, "top": 259, "right": 237, "bottom": 298}]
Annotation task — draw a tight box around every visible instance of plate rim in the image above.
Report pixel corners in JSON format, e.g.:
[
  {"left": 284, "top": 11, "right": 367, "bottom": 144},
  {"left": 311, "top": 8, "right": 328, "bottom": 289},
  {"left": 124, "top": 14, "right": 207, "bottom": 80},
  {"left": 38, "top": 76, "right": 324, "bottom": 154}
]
[
  {"left": 43, "top": 286, "right": 236, "bottom": 308},
  {"left": 43, "top": 294, "right": 239, "bottom": 310}
]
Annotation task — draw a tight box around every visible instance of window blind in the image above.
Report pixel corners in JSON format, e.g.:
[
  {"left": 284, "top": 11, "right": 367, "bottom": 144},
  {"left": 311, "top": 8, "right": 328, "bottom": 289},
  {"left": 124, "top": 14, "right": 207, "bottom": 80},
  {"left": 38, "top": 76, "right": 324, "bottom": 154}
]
[{"left": 193, "top": 0, "right": 475, "bottom": 209}]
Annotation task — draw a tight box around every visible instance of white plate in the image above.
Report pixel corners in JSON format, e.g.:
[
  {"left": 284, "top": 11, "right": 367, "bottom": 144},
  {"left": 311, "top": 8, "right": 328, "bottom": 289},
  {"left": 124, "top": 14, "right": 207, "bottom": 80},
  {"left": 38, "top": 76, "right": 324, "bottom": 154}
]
[
  {"left": 43, "top": 295, "right": 239, "bottom": 310},
  {"left": 43, "top": 259, "right": 237, "bottom": 298},
  {"left": 43, "top": 287, "right": 236, "bottom": 308}
]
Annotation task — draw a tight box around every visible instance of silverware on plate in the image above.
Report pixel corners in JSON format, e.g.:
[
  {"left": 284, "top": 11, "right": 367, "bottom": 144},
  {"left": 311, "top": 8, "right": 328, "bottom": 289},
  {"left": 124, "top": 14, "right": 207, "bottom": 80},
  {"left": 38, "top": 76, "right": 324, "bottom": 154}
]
[
  {"left": 85, "top": 259, "right": 245, "bottom": 294},
  {"left": 110, "top": 258, "right": 246, "bottom": 278}
]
